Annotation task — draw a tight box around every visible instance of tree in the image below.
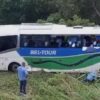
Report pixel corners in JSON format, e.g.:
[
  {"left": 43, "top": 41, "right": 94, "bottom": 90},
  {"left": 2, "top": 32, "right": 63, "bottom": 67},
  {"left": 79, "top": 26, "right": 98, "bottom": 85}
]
[
  {"left": 66, "top": 15, "right": 95, "bottom": 26},
  {"left": 47, "top": 13, "right": 61, "bottom": 23},
  {"left": 0, "top": 0, "right": 99, "bottom": 25},
  {"left": 78, "top": 0, "right": 100, "bottom": 24},
  {"left": 55, "top": 0, "right": 79, "bottom": 19},
  {"left": 0, "top": 0, "right": 21, "bottom": 24}
]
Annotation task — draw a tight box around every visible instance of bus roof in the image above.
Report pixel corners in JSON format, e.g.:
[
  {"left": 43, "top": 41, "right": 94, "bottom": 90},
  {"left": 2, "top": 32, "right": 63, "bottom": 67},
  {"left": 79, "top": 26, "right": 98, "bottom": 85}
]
[
  {"left": 20, "top": 23, "right": 67, "bottom": 35},
  {"left": 0, "top": 25, "right": 19, "bottom": 36},
  {"left": 0, "top": 23, "right": 100, "bottom": 36}
]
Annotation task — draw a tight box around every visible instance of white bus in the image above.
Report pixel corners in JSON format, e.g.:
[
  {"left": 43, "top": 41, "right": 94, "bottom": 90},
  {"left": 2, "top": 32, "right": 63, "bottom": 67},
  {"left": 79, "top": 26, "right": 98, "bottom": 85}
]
[{"left": 0, "top": 23, "right": 100, "bottom": 72}]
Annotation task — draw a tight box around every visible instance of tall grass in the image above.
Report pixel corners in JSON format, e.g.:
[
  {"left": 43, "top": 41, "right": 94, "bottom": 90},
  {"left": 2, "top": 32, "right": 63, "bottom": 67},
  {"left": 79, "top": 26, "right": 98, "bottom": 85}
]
[{"left": 0, "top": 72, "right": 99, "bottom": 100}]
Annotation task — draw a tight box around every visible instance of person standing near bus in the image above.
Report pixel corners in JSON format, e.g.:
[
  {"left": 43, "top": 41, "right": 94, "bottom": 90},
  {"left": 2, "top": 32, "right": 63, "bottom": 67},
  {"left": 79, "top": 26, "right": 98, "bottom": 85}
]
[{"left": 17, "top": 62, "right": 28, "bottom": 95}]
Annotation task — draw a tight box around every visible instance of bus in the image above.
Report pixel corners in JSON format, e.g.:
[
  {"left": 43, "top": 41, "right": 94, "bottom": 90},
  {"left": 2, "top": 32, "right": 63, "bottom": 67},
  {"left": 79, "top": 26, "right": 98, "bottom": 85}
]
[{"left": 0, "top": 23, "right": 100, "bottom": 72}]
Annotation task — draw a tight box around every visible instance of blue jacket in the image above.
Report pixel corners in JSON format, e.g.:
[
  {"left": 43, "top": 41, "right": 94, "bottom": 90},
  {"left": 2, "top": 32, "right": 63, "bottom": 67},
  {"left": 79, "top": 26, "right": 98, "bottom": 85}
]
[{"left": 17, "top": 66, "right": 28, "bottom": 81}]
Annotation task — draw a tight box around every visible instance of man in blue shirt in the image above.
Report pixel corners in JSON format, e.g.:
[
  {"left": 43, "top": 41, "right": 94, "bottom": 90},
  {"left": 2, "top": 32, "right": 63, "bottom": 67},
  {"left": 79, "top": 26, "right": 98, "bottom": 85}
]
[{"left": 17, "top": 62, "right": 28, "bottom": 95}]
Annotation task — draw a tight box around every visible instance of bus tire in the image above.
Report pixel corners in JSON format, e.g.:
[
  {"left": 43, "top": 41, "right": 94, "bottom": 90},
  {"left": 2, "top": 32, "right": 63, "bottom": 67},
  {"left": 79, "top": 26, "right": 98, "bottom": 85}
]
[{"left": 8, "top": 62, "right": 20, "bottom": 72}]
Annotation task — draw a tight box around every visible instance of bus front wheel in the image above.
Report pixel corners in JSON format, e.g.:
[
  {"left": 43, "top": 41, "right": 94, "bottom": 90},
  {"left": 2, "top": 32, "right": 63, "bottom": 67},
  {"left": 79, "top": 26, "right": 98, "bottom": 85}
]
[{"left": 8, "top": 62, "right": 20, "bottom": 72}]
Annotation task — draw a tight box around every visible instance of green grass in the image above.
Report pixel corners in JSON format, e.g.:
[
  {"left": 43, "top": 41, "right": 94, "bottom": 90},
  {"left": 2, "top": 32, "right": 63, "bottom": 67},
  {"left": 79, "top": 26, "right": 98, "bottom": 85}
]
[{"left": 0, "top": 72, "right": 100, "bottom": 100}]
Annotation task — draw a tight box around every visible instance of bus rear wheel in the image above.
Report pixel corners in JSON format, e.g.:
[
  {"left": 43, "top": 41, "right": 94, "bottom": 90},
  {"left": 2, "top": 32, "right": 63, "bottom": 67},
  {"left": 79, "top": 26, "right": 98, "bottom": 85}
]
[{"left": 8, "top": 62, "right": 20, "bottom": 72}]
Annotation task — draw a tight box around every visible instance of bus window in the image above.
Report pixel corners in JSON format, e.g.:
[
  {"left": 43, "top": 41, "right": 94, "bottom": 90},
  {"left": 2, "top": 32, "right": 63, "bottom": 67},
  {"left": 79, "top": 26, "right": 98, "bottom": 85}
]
[
  {"left": 20, "top": 35, "right": 50, "bottom": 48},
  {"left": 20, "top": 35, "right": 83, "bottom": 48},
  {"left": 96, "top": 35, "right": 100, "bottom": 46},
  {"left": 66, "top": 35, "right": 83, "bottom": 48},
  {"left": 20, "top": 34, "right": 100, "bottom": 48},
  {"left": 0, "top": 35, "right": 17, "bottom": 52}
]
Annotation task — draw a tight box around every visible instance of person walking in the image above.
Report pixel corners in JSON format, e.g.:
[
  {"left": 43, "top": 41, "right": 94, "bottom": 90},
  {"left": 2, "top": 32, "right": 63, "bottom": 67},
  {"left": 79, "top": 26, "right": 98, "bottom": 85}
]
[{"left": 17, "top": 62, "right": 28, "bottom": 95}]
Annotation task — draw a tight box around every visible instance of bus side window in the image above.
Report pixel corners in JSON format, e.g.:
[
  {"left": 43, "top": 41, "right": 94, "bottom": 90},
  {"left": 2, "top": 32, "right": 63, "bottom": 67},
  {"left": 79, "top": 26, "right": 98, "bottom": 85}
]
[{"left": 0, "top": 35, "right": 17, "bottom": 52}]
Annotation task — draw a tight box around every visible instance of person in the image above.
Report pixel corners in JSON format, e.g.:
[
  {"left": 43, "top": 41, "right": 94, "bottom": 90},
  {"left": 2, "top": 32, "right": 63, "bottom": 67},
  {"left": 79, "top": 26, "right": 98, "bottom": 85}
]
[
  {"left": 84, "top": 70, "right": 97, "bottom": 83},
  {"left": 17, "top": 62, "right": 28, "bottom": 95}
]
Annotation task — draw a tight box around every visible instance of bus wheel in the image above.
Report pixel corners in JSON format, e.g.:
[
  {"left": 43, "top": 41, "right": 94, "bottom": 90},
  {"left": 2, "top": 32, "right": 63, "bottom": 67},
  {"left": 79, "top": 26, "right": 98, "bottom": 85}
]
[{"left": 8, "top": 62, "right": 20, "bottom": 72}]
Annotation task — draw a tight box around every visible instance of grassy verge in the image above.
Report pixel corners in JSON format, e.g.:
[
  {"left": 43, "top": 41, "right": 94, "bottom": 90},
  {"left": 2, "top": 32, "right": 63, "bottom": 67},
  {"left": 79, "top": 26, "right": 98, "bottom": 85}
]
[{"left": 0, "top": 72, "right": 99, "bottom": 100}]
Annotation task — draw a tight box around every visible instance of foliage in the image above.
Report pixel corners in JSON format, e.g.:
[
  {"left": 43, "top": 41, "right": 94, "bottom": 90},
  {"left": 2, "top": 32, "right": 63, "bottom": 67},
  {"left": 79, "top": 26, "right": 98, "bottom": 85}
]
[
  {"left": 0, "top": 0, "right": 99, "bottom": 25},
  {"left": 37, "top": 19, "right": 47, "bottom": 23},
  {"left": 66, "top": 15, "right": 95, "bottom": 26},
  {"left": 47, "top": 13, "right": 61, "bottom": 23}
]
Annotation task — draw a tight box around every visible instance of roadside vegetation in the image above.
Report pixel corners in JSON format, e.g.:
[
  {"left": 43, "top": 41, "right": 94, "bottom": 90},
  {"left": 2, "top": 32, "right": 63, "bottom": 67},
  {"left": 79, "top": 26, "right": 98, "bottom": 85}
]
[
  {"left": 0, "top": 0, "right": 100, "bottom": 25},
  {"left": 0, "top": 72, "right": 100, "bottom": 100}
]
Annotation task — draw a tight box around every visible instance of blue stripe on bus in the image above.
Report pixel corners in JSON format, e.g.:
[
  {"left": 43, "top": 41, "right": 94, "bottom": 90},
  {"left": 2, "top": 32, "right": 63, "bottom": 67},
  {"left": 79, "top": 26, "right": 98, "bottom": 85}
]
[{"left": 17, "top": 48, "right": 100, "bottom": 57}]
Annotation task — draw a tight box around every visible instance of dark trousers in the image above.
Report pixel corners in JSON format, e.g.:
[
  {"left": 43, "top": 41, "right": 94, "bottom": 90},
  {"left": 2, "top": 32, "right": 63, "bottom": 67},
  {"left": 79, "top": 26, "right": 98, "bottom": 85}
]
[{"left": 20, "top": 80, "right": 27, "bottom": 94}]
